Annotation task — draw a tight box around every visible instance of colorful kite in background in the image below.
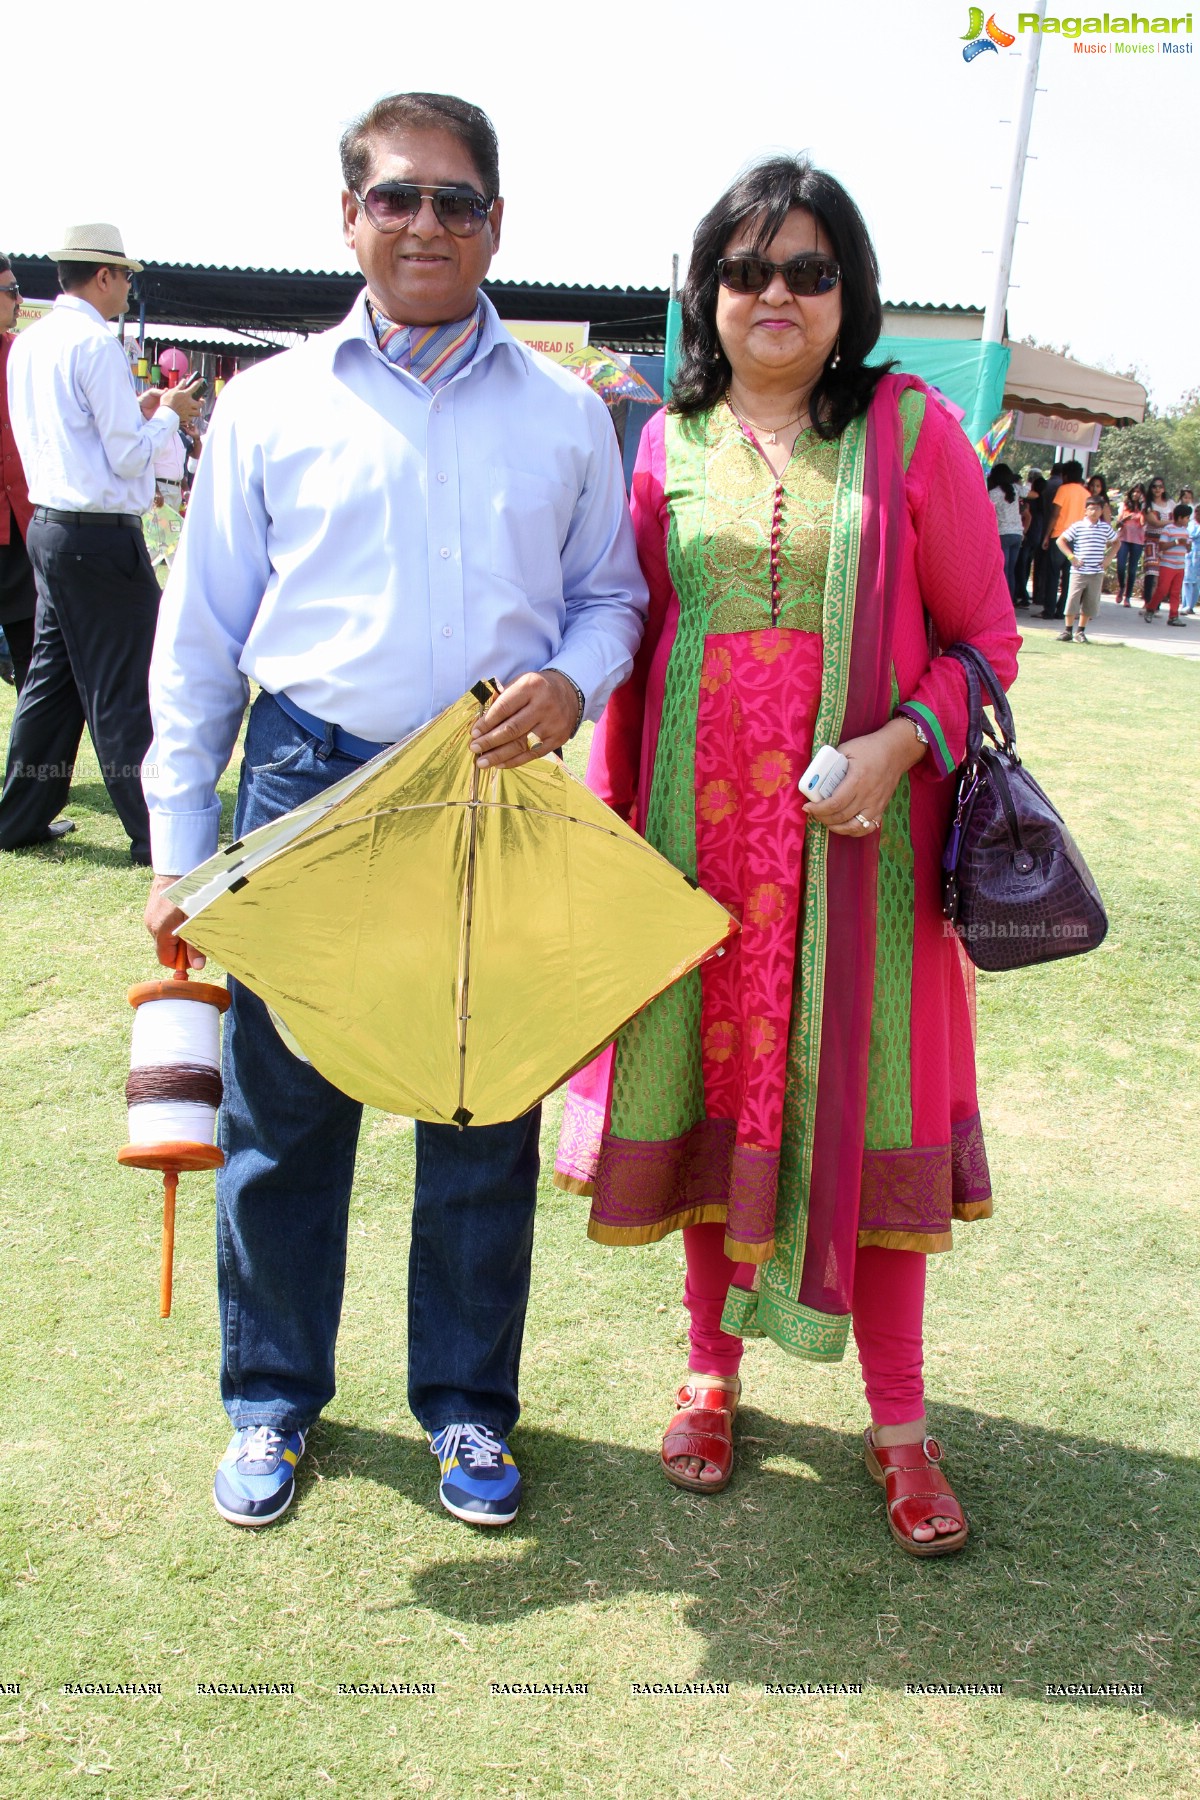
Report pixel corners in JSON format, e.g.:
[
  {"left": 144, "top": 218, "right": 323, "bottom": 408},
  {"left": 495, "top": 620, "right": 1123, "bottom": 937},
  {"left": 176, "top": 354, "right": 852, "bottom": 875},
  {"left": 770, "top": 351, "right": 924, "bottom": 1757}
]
[
  {"left": 560, "top": 346, "right": 662, "bottom": 406},
  {"left": 974, "top": 410, "right": 1015, "bottom": 472}
]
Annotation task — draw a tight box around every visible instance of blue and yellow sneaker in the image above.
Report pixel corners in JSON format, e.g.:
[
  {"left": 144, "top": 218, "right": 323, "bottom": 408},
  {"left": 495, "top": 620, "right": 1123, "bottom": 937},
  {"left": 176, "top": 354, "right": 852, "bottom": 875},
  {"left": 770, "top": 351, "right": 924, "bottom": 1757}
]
[
  {"left": 213, "top": 1425, "right": 306, "bottom": 1527},
  {"left": 429, "top": 1423, "right": 521, "bottom": 1526}
]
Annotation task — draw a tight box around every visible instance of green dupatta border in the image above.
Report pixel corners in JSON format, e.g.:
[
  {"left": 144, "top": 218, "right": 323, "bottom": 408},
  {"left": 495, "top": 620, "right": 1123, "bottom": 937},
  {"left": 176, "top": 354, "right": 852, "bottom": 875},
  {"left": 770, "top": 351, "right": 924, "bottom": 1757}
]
[{"left": 724, "top": 411, "right": 870, "bottom": 1359}]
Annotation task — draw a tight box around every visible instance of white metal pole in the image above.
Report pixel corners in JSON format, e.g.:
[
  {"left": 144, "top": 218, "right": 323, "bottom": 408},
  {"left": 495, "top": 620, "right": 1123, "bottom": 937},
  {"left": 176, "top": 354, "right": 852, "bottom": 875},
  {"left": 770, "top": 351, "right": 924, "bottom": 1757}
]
[{"left": 982, "top": 0, "right": 1046, "bottom": 345}]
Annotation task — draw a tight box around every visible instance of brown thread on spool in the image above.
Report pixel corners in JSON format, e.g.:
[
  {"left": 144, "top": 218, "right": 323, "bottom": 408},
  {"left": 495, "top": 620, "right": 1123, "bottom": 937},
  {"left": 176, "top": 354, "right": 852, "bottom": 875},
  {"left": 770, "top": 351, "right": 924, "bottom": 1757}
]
[{"left": 126, "top": 1064, "right": 224, "bottom": 1108}]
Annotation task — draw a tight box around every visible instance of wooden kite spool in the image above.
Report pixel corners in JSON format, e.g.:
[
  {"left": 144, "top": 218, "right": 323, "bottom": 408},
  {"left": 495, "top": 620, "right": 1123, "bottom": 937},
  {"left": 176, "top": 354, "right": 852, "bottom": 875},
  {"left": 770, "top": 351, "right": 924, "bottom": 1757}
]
[{"left": 117, "top": 943, "right": 230, "bottom": 1317}]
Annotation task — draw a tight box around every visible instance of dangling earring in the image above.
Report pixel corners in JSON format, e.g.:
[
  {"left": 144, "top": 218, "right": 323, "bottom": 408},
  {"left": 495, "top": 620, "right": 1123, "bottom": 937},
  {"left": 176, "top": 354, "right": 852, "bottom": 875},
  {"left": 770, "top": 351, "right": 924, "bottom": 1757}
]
[{"left": 829, "top": 335, "right": 841, "bottom": 371}]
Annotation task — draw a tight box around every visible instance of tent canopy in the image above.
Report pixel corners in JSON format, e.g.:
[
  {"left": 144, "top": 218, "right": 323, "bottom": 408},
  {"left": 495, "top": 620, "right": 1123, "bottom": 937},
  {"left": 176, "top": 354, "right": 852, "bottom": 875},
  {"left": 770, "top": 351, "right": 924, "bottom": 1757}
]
[
  {"left": 1001, "top": 343, "right": 1145, "bottom": 427},
  {"left": 868, "top": 337, "right": 1146, "bottom": 439}
]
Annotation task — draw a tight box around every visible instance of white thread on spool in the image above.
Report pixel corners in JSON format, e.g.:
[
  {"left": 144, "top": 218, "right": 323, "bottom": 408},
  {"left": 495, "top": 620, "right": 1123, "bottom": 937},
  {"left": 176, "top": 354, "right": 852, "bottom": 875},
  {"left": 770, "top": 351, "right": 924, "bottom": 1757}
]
[
  {"left": 120, "top": 967, "right": 230, "bottom": 1319},
  {"left": 127, "top": 1101, "right": 219, "bottom": 1147},
  {"left": 126, "top": 991, "right": 224, "bottom": 1152},
  {"left": 131, "top": 999, "right": 220, "bottom": 1071}
]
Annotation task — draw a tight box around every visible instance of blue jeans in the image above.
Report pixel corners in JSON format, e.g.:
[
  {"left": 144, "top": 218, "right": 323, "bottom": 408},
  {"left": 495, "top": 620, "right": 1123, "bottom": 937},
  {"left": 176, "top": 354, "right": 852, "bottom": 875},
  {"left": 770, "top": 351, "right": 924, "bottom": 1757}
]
[
  {"left": 1116, "top": 540, "right": 1143, "bottom": 601},
  {"left": 999, "top": 534, "right": 1022, "bottom": 601},
  {"left": 216, "top": 692, "right": 541, "bottom": 1438},
  {"left": 1182, "top": 560, "right": 1199, "bottom": 613}
]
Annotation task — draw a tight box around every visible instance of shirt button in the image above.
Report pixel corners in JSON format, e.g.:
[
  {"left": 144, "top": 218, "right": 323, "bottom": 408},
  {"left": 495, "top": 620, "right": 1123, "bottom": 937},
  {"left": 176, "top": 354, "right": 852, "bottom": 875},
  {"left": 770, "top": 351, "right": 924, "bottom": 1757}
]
[
  {"left": 442, "top": 625, "right": 453, "bottom": 638},
  {"left": 434, "top": 402, "right": 442, "bottom": 413},
  {"left": 439, "top": 546, "right": 451, "bottom": 559},
  {"left": 437, "top": 472, "right": 447, "bottom": 483}
]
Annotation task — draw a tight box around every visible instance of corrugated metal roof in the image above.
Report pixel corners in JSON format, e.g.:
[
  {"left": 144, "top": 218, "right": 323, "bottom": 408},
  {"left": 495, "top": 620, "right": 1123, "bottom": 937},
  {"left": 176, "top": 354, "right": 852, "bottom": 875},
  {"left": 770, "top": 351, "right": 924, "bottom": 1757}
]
[{"left": 6, "top": 253, "right": 989, "bottom": 355}]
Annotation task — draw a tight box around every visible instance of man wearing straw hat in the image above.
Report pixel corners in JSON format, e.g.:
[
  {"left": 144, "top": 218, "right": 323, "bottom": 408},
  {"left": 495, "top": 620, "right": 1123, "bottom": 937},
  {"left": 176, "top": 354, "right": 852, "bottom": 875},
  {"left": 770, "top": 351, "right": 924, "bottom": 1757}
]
[
  {"left": 143, "top": 94, "right": 645, "bottom": 1533},
  {"left": 0, "top": 224, "right": 203, "bottom": 861}
]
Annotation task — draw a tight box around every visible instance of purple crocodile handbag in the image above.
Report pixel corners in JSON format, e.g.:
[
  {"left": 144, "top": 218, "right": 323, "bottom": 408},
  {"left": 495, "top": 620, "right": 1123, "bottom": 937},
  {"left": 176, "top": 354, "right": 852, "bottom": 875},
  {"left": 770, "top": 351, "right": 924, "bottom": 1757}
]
[{"left": 940, "top": 642, "right": 1108, "bottom": 972}]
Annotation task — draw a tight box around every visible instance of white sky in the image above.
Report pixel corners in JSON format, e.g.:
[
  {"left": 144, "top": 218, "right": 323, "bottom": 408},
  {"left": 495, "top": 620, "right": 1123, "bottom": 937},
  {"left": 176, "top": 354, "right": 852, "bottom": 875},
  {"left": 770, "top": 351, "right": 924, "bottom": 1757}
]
[{"left": 7, "top": 0, "right": 1197, "bottom": 407}]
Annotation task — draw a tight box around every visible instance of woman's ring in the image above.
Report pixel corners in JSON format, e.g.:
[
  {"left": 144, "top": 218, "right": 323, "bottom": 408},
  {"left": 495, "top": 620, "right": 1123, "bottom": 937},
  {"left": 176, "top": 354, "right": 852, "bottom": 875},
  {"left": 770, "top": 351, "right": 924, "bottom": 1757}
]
[{"left": 855, "top": 813, "right": 878, "bottom": 831}]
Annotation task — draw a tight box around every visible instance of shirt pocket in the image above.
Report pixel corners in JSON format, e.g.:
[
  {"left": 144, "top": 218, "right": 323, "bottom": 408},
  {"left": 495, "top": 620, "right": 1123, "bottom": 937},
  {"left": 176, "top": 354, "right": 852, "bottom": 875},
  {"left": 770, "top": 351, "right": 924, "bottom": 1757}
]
[{"left": 488, "top": 468, "right": 571, "bottom": 600}]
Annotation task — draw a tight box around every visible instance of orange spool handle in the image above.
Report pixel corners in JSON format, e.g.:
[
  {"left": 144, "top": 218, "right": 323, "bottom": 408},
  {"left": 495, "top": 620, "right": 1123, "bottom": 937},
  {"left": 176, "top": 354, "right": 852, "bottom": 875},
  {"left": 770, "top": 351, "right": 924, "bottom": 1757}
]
[
  {"left": 160, "top": 1172, "right": 178, "bottom": 1318},
  {"left": 160, "top": 943, "right": 186, "bottom": 1316}
]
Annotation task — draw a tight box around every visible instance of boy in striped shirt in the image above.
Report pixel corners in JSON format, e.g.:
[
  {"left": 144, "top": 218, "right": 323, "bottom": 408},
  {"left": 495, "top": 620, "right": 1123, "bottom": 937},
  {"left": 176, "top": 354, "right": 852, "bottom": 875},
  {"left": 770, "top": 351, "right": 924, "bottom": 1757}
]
[
  {"left": 1144, "top": 503, "right": 1192, "bottom": 626},
  {"left": 1057, "top": 496, "right": 1118, "bottom": 643}
]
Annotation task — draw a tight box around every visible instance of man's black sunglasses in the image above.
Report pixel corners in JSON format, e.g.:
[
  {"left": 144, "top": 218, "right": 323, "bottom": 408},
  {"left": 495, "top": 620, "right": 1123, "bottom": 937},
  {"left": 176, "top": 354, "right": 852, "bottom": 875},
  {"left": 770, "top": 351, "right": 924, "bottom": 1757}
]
[
  {"left": 0, "top": 283, "right": 20, "bottom": 299},
  {"left": 717, "top": 254, "right": 841, "bottom": 297},
  {"left": 355, "top": 183, "right": 494, "bottom": 238}
]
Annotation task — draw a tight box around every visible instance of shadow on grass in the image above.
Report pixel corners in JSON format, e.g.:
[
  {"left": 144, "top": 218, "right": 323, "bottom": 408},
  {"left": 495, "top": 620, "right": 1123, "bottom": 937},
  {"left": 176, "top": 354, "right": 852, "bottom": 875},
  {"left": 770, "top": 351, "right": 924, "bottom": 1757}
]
[
  {"left": 38, "top": 776, "right": 236, "bottom": 847},
  {"left": 311, "top": 1406, "right": 1197, "bottom": 1717}
]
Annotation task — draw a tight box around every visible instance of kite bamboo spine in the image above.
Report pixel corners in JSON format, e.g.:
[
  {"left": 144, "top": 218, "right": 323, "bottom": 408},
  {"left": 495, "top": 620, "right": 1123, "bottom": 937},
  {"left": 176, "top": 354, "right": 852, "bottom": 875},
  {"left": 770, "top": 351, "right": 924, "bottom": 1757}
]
[{"left": 456, "top": 755, "right": 483, "bottom": 1126}]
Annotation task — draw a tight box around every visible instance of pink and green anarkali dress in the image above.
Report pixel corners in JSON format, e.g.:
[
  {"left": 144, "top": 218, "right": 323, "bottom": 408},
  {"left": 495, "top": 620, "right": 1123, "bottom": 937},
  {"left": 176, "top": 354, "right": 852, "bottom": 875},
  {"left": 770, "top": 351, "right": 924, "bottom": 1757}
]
[{"left": 555, "top": 373, "right": 1021, "bottom": 1366}]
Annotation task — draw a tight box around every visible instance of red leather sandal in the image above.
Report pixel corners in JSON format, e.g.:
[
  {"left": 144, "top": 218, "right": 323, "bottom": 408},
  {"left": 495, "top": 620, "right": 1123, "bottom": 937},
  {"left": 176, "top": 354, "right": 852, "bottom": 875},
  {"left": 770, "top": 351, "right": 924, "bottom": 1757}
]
[
  {"left": 863, "top": 1430, "right": 969, "bottom": 1557},
  {"left": 661, "top": 1376, "right": 741, "bottom": 1494}
]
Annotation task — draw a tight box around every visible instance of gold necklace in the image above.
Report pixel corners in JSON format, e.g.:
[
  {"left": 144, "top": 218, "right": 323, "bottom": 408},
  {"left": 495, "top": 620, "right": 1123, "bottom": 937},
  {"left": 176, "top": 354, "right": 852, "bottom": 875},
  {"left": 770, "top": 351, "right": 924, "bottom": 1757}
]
[{"left": 726, "top": 394, "right": 810, "bottom": 445}]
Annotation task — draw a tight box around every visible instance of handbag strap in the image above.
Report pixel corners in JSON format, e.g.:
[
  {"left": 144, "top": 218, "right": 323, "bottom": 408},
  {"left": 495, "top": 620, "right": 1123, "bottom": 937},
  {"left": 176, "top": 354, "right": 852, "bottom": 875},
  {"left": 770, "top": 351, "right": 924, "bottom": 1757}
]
[
  {"left": 943, "top": 642, "right": 1016, "bottom": 755},
  {"left": 955, "top": 656, "right": 984, "bottom": 766}
]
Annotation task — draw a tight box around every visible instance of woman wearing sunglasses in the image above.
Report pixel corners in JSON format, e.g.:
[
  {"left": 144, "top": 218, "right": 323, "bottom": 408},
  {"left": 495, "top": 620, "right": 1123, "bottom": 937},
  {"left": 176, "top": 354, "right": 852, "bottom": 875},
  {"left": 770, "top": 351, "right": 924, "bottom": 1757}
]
[
  {"left": 1140, "top": 475, "right": 1171, "bottom": 615},
  {"left": 556, "top": 156, "right": 1019, "bottom": 1557}
]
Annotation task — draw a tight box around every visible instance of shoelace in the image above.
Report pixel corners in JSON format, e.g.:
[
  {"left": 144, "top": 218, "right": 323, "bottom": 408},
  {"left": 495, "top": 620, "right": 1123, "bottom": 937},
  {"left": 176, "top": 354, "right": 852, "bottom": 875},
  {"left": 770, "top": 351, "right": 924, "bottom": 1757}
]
[
  {"left": 431, "top": 1423, "right": 503, "bottom": 1472},
  {"left": 239, "top": 1426, "right": 282, "bottom": 1465}
]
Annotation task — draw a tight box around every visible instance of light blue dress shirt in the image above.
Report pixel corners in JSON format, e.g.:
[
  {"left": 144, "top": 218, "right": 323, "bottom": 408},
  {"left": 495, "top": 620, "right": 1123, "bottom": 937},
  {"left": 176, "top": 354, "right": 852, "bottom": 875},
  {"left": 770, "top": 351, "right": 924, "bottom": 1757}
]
[
  {"left": 146, "top": 292, "right": 647, "bottom": 875},
  {"left": 5, "top": 294, "right": 181, "bottom": 512}
]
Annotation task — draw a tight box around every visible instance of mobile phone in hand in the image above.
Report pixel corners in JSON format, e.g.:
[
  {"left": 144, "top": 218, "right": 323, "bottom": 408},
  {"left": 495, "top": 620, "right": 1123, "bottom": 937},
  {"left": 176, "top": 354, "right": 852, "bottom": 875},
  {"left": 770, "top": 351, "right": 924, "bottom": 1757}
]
[{"left": 798, "top": 744, "right": 849, "bottom": 802}]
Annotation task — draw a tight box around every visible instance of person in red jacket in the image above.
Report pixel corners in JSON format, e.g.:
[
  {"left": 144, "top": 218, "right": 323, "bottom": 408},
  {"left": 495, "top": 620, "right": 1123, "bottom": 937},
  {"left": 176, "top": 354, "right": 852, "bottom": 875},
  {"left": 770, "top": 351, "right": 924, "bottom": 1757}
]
[{"left": 0, "top": 255, "right": 37, "bottom": 691}]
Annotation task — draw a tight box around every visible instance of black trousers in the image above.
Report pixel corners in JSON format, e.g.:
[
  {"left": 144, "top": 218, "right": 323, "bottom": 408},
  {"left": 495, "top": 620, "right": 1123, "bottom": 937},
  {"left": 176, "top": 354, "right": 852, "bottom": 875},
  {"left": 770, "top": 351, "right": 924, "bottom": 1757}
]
[
  {"left": 1037, "top": 542, "right": 1071, "bottom": 616},
  {"left": 0, "top": 516, "right": 158, "bottom": 857},
  {"left": 0, "top": 528, "right": 38, "bottom": 691},
  {"left": 2, "top": 616, "right": 35, "bottom": 693}
]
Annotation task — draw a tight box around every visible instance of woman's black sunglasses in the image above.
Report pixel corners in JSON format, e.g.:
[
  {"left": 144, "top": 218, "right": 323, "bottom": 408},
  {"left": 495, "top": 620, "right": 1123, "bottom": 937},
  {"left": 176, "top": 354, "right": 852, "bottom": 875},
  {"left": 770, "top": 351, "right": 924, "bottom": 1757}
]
[
  {"left": 355, "top": 183, "right": 493, "bottom": 238},
  {"left": 717, "top": 254, "right": 841, "bottom": 297}
]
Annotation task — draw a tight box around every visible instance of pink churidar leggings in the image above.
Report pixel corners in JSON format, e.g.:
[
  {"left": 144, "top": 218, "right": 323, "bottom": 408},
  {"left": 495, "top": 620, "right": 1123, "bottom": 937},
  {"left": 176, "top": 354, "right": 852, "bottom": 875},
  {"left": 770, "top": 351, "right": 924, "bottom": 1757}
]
[{"left": 682, "top": 1221, "right": 927, "bottom": 1426}]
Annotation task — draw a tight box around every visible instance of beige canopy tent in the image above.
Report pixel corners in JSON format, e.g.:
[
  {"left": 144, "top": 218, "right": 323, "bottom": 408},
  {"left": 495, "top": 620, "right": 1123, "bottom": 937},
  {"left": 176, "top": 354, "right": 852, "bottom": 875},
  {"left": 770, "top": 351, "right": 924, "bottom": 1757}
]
[
  {"left": 875, "top": 304, "right": 1147, "bottom": 439},
  {"left": 1002, "top": 344, "right": 1146, "bottom": 428}
]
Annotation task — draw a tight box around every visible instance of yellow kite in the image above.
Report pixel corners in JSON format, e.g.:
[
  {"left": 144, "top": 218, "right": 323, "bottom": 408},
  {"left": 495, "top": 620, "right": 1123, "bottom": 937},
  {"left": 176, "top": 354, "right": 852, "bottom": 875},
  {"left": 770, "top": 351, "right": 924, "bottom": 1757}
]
[{"left": 170, "top": 683, "right": 734, "bottom": 1126}]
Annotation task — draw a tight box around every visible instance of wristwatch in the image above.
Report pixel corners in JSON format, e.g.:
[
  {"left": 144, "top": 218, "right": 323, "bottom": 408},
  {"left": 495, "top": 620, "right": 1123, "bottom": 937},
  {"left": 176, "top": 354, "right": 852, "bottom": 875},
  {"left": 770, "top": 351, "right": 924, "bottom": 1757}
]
[{"left": 906, "top": 714, "right": 929, "bottom": 747}]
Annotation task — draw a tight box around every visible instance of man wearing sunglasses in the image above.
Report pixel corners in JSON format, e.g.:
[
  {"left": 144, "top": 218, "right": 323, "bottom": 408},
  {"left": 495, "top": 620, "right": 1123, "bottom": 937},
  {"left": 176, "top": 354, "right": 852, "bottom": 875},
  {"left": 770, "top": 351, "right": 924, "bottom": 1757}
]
[{"left": 143, "top": 92, "right": 646, "bottom": 1534}]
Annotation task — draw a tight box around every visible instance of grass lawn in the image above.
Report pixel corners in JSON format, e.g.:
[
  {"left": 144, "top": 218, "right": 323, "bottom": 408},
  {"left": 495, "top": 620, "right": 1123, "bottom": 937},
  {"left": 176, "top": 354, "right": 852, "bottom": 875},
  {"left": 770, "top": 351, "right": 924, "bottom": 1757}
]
[{"left": 0, "top": 635, "right": 1197, "bottom": 1798}]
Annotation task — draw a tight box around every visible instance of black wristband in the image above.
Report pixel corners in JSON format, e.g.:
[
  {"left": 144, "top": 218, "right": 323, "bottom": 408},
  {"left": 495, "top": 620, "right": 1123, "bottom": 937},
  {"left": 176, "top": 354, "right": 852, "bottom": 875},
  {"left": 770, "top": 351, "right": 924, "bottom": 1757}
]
[{"left": 552, "top": 670, "right": 587, "bottom": 738}]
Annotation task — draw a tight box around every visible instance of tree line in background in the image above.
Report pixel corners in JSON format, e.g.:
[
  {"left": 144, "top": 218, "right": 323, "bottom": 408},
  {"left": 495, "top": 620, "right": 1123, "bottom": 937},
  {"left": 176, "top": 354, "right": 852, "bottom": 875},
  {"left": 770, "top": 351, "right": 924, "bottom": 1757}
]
[{"left": 1091, "top": 394, "right": 1200, "bottom": 497}]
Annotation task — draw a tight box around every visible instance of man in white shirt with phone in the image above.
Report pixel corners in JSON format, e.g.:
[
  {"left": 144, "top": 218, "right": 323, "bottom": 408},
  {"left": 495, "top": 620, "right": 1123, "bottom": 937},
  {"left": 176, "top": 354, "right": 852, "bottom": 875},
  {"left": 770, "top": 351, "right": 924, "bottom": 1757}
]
[{"left": 0, "top": 224, "right": 202, "bottom": 860}]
